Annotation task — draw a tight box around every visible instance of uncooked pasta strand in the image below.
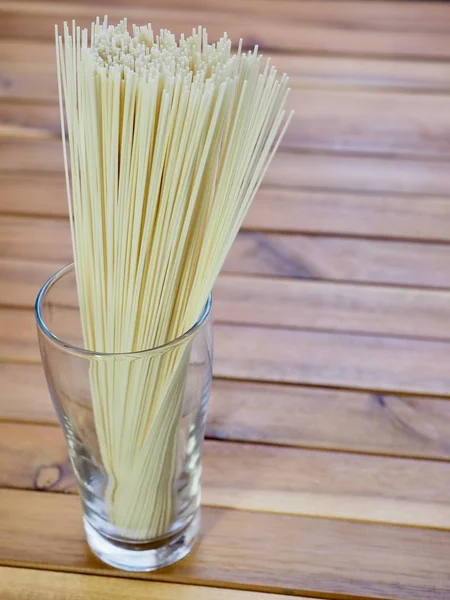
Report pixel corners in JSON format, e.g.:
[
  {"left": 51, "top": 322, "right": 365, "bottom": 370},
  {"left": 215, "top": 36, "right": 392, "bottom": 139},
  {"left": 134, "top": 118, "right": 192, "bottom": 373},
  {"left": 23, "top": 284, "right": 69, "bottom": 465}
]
[{"left": 55, "top": 18, "right": 292, "bottom": 539}]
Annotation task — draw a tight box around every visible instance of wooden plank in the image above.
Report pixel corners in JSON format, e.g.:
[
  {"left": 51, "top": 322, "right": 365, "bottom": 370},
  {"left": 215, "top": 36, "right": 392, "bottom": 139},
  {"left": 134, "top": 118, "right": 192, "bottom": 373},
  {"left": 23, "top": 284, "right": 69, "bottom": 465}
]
[
  {"left": 0, "top": 139, "right": 64, "bottom": 173},
  {"left": 6, "top": 88, "right": 450, "bottom": 159},
  {"left": 0, "top": 174, "right": 68, "bottom": 217},
  {"left": 3, "top": 174, "right": 450, "bottom": 243},
  {"left": 4, "top": 0, "right": 450, "bottom": 59},
  {"left": 243, "top": 188, "right": 450, "bottom": 242},
  {"left": 4, "top": 257, "right": 450, "bottom": 340},
  {"left": 214, "top": 276, "right": 450, "bottom": 339},
  {"left": 3, "top": 420, "right": 450, "bottom": 528},
  {"left": 3, "top": 140, "right": 450, "bottom": 197},
  {"left": 13, "top": 0, "right": 450, "bottom": 28},
  {"left": 4, "top": 307, "right": 450, "bottom": 395},
  {"left": 0, "top": 567, "right": 296, "bottom": 600},
  {"left": 8, "top": 87, "right": 450, "bottom": 159},
  {"left": 287, "top": 55, "right": 450, "bottom": 93},
  {"left": 5, "top": 41, "right": 450, "bottom": 102},
  {"left": 2, "top": 216, "right": 450, "bottom": 288},
  {"left": 226, "top": 231, "right": 450, "bottom": 288},
  {"left": 2, "top": 362, "right": 450, "bottom": 461},
  {"left": 0, "top": 3, "right": 318, "bottom": 56},
  {"left": 0, "top": 215, "right": 71, "bottom": 263},
  {"left": 0, "top": 488, "right": 449, "bottom": 600},
  {"left": 0, "top": 421, "right": 76, "bottom": 491},
  {"left": 0, "top": 258, "right": 60, "bottom": 306},
  {"left": 208, "top": 380, "right": 450, "bottom": 460},
  {"left": 214, "top": 323, "right": 450, "bottom": 395},
  {"left": 286, "top": 88, "right": 450, "bottom": 158},
  {"left": 3, "top": 89, "right": 450, "bottom": 159},
  {"left": 105, "top": 262, "right": 450, "bottom": 335},
  {"left": 262, "top": 152, "right": 450, "bottom": 198},
  {"left": 0, "top": 363, "right": 55, "bottom": 424},
  {"left": 0, "top": 308, "right": 40, "bottom": 362}
]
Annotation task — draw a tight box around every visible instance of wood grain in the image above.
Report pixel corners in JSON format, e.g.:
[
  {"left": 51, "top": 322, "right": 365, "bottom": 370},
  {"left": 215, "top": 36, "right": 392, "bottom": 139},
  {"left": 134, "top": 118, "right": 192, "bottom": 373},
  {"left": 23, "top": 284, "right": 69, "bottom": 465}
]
[
  {"left": 4, "top": 307, "right": 450, "bottom": 395},
  {"left": 226, "top": 231, "right": 450, "bottom": 288},
  {"left": 0, "top": 174, "right": 68, "bottom": 217},
  {"left": 214, "top": 276, "right": 450, "bottom": 338},
  {"left": 0, "top": 215, "right": 71, "bottom": 263},
  {"left": 0, "top": 2, "right": 324, "bottom": 56},
  {"left": 286, "top": 88, "right": 450, "bottom": 158},
  {"left": 3, "top": 420, "right": 450, "bottom": 528},
  {"left": 5, "top": 257, "right": 450, "bottom": 339},
  {"left": 291, "top": 55, "right": 450, "bottom": 92},
  {"left": 3, "top": 139, "right": 450, "bottom": 197},
  {"left": 2, "top": 0, "right": 450, "bottom": 598},
  {"left": 0, "top": 567, "right": 291, "bottom": 600},
  {"left": 4, "top": 0, "right": 450, "bottom": 59},
  {"left": 0, "top": 308, "right": 40, "bottom": 362},
  {"left": 3, "top": 174, "right": 450, "bottom": 243},
  {"left": 2, "top": 362, "right": 450, "bottom": 461},
  {"left": 1, "top": 488, "right": 449, "bottom": 600},
  {"left": 3, "top": 216, "right": 450, "bottom": 288},
  {"left": 13, "top": 0, "right": 450, "bottom": 28},
  {"left": 0, "top": 363, "right": 55, "bottom": 423},
  {"left": 0, "top": 567, "right": 296, "bottom": 600},
  {"left": 209, "top": 380, "right": 450, "bottom": 460},
  {"left": 244, "top": 187, "right": 450, "bottom": 242},
  {"left": 5, "top": 41, "right": 450, "bottom": 102},
  {"left": 6, "top": 87, "right": 450, "bottom": 158},
  {"left": 214, "top": 323, "right": 450, "bottom": 395}
]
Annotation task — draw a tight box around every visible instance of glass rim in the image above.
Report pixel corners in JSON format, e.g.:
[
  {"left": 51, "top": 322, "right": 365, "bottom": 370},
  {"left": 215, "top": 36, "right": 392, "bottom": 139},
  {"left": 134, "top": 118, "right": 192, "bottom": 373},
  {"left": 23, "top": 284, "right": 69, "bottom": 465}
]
[{"left": 35, "top": 263, "right": 212, "bottom": 359}]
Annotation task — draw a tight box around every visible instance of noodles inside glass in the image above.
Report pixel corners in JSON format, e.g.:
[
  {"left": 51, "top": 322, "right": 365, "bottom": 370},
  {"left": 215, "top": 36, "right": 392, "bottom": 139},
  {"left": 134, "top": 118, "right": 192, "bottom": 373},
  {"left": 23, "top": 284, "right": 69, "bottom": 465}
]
[{"left": 55, "top": 18, "right": 292, "bottom": 539}]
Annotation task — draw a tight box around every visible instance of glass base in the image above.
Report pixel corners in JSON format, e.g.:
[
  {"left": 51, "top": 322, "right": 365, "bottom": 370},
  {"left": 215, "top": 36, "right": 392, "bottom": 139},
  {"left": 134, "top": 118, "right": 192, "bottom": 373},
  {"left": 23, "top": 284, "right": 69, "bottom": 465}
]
[{"left": 84, "top": 512, "right": 200, "bottom": 572}]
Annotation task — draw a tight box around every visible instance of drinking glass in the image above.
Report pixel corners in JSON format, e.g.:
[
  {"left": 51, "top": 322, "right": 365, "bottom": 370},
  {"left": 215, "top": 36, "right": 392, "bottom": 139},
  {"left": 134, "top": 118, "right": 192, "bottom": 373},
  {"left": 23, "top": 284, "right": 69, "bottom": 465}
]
[{"left": 35, "top": 263, "right": 213, "bottom": 571}]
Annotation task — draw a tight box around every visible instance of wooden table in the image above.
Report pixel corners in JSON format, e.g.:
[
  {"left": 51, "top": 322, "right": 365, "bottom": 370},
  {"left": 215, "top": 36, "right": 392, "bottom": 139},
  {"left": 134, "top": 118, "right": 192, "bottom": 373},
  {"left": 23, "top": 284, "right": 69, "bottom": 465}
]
[{"left": 2, "top": 0, "right": 450, "bottom": 598}]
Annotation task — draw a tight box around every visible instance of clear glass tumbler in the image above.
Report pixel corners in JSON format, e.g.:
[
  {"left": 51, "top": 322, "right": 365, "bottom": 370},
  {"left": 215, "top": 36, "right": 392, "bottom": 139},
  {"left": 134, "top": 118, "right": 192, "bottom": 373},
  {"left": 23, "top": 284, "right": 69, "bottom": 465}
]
[{"left": 35, "top": 264, "right": 213, "bottom": 571}]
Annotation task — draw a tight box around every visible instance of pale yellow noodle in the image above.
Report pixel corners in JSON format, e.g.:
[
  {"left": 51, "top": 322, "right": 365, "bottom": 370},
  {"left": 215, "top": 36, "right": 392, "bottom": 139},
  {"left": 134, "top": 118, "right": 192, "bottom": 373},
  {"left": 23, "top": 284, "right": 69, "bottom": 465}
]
[{"left": 55, "top": 19, "right": 292, "bottom": 539}]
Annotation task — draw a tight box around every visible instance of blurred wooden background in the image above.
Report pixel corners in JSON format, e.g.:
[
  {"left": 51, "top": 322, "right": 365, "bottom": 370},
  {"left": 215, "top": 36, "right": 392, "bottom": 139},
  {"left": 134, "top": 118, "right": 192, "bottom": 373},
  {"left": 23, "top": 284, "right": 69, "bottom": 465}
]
[{"left": 1, "top": 1, "right": 450, "bottom": 599}]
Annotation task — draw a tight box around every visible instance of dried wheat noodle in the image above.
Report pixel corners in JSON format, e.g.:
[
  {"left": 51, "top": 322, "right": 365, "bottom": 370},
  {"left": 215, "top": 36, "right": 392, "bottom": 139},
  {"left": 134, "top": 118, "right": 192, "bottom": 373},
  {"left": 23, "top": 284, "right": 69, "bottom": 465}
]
[{"left": 55, "top": 17, "right": 292, "bottom": 539}]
